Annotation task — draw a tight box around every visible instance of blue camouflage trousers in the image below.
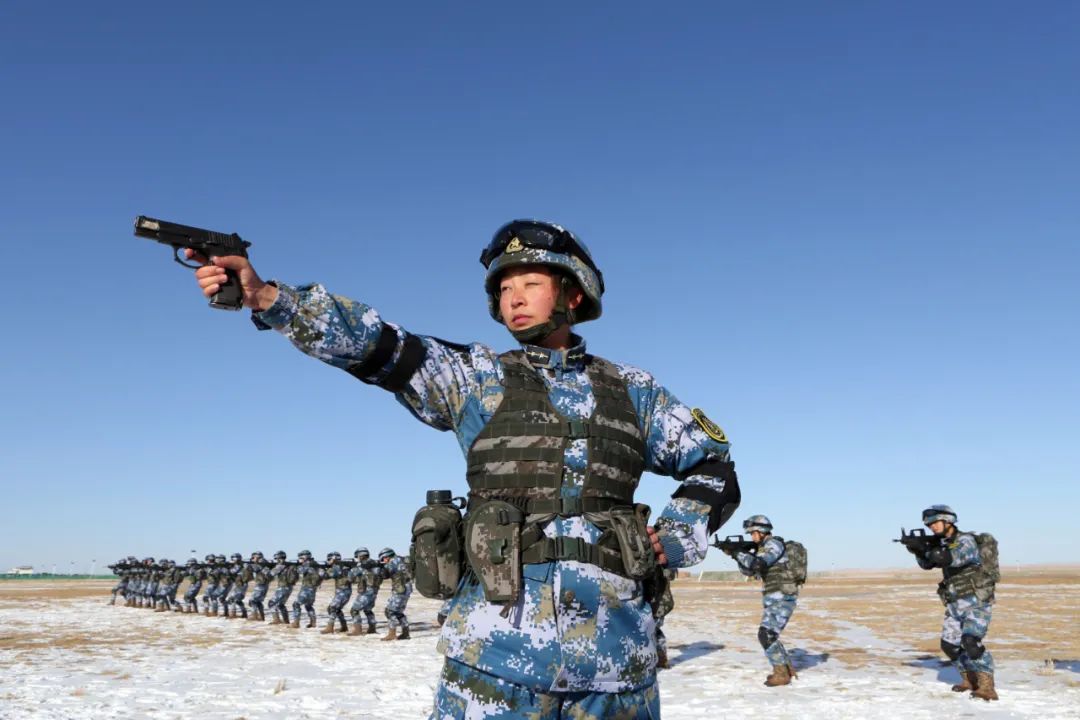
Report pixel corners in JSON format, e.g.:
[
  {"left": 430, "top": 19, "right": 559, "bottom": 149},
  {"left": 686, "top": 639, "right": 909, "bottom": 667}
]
[
  {"left": 203, "top": 583, "right": 220, "bottom": 610},
  {"left": 351, "top": 590, "right": 378, "bottom": 626},
  {"left": 249, "top": 583, "right": 269, "bottom": 612},
  {"left": 111, "top": 579, "right": 128, "bottom": 599},
  {"left": 760, "top": 593, "right": 798, "bottom": 667},
  {"left": 269, "top": 586, "right": 294, "bottom": 620},
  {"left": 942, "top": 596, "right": 995, "bottom": 674},
  {"left": 228, "top": 582, "right": 249, "bottom": 606},
  {"left": 293, "top": 586, "right": 317, "bottom": 621},
  {"left": 432, "top": 658, "right": 660, "bottom": 720},
  {"left": 159, "top": 584, "right": 179, "bottom": 608},
  {"left": 328, "top": 587, "right": 352, "bottom": 620},
  {"left": 384, "top": 588, "right": 411, "bottom": 630},
  {"left": 184, "top": 580, "right": 202, "bottom": 608}
]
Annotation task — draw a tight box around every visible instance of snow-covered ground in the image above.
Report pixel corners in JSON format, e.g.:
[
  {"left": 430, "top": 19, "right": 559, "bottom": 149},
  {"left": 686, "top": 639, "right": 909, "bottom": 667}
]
[{"left": 1, "top": 579, "right": 1077, "bottom": 719}]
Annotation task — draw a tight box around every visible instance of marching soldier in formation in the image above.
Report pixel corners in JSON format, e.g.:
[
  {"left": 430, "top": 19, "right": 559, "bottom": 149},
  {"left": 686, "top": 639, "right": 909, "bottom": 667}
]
[
  {"left": 201, "top": 554, "right": 221, "bottom": 616},
  {"left": 378, "top": 548, "right": 412, "bottom": 641},
  {"left": 291, "top": 550, "right": 322, "bottom": 629},
  {"left": 226, "top": 552, "right": 253, "bottom": 619},
  {"left": 248, "top": 551, "right": 272, "bottom": 621},
  {"left": 348, "top": 548, "right": 382, "bottom": 636},
  {"left": 268, "top": 550, "right": 298, "bottom": 625},
  {"left": 181, "top": 558, "right": 204, "bottom": 614},
  {"left": 321, "top": 551, "right": 353, "bottom": 634}
]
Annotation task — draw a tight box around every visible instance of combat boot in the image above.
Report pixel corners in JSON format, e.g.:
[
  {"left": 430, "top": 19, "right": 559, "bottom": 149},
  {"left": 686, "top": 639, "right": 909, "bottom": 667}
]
[
  {"left": 320, "top": 620, "right": 336, "bottom": 635},
  {"left": 203, "top": 606, "right": 211, "bottom": 617},
  {"left": 211, "top": 606, "right": 220, "bottom": 617},
  {"left": 381, "top": 626, "right": 398, "bottom": 641},
  {"left": 306, "top": 616, "right": 317, "bottom": 629},
  {"left": 951, "top": 671, "right": 977, "bottom": 692},
  {"left": 270, "top": 614, "right": 282, "bottom": 625},
  {"left": 398, "top": 626, "right": 411, "bottom": 640},
  {"left": 290, "top": 617, "right": 300, "bottom": 629},
  {"left": 367, "top": 622, "right": 377, "bottom": 635},
  {"left": 338, "top": 618, "right": 348, "bottom": 633},
  {"left": 764, "top": 664, "right": 793, "bottom": 687},
  {"left": 971, "top": 673, "right": 998, "bottom": 701},
  {"left": 348, "top": 622, "right": 363, "bottom": 636}
]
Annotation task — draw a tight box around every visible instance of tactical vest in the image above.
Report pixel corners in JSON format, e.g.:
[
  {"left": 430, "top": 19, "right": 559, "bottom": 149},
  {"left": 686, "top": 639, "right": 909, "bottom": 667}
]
[
  {"left": 333, "top": 567, "right": 351, "bottom": 590},
  {"left": 464, "top": 350, "right": 648, "bottom": 579},
  {"left": 760, "top": 537, "right": 800, "bottom": 596},
  {"left": 940, "top": 531, "right": 996, "bottom": 603},
  {"left": 299, "top": 564, "right": 321, "bottom": 588}
]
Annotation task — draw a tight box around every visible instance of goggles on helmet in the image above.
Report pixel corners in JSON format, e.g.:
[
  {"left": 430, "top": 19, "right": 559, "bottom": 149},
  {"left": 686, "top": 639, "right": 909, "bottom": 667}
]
[{"left": 480, "top": 221, "right": 605, "bottom": 292}]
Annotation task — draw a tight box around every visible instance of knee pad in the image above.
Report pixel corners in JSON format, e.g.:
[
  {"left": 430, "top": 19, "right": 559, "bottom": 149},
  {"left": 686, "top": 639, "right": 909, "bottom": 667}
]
[
  {"left": 960, "top": 634, "right": 986, "bottom": 660},
  {"left": 758, "top": 626, "right": 779, "bottom": 650},
  {"left": 940, "top": 639, "right": 962, "bottom": 661}
]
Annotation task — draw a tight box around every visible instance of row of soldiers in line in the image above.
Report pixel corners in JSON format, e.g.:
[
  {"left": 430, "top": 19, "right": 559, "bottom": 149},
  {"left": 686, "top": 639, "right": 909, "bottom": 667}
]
[
  {"left": 109, "top": 547, "right": 415, "bottom": 640},
  {"left": 711, "top": 507, "right": 999, "bottom": 701}
]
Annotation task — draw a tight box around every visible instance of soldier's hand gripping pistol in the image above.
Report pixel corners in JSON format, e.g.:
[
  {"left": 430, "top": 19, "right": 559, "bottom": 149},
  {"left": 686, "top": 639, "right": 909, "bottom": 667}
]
[
  {"left": 711, "top": 534, "right": 757, "bottom": 557},
  {"left": 893, "top": 527, "right": 943, "bottom": 556},
  {"left": 133, "top": 216, "right": 251, "bottom": 310}
]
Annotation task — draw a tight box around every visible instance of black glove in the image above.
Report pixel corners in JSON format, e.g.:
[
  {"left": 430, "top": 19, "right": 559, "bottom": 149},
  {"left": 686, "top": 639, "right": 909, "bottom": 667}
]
[{"left": 924, "top": 545, "right": 952, "bottom": 568}]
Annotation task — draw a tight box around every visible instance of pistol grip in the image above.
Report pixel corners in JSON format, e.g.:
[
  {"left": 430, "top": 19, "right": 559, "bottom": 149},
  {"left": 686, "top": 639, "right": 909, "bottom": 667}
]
[{"left": 209, "top": 265, "right": 243, "bottom": 311}]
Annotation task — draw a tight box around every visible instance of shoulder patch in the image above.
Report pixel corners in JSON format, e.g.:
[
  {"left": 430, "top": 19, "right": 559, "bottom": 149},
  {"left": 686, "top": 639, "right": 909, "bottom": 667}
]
[{"left": 691, "top": 408, "right": 728, "bottom": 443}]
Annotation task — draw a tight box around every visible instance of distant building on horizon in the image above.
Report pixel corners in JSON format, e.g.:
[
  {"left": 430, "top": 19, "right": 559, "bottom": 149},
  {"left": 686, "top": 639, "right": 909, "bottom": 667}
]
[{"left": 5, "top": 566, "right": 35, "bottom": 576}]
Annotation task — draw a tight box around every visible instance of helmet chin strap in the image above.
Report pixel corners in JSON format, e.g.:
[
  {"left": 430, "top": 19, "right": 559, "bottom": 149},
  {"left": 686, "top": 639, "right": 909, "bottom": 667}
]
[{"left": 507, "top": 276, "right": 574, "bottom": 345}]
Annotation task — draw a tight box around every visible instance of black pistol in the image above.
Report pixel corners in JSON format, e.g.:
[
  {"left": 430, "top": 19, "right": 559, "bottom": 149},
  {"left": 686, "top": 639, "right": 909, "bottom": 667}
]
[{"left": 134, "top": 215, "right": 252, "bottom": 310}]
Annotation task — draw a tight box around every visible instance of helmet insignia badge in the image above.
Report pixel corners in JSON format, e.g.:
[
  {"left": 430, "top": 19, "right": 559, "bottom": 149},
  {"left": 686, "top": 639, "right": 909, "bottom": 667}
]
[
  {"left": 691, "top": 408, "right": 728, "bottom": 443},
  {"left": 505, "top": 236, "right": 524, "bottom": 253}
]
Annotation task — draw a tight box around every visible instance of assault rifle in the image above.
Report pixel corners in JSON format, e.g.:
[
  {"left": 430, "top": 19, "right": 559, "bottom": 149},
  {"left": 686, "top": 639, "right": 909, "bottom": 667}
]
[
  {"left": 893, "top": 527, "right": 943, "bottom": 555},
  {"left": 711, "top": 534, "right": 757, "bottom": 556},
  {"left": 133, "top": 215, "right": 251, "bottom": 310}
]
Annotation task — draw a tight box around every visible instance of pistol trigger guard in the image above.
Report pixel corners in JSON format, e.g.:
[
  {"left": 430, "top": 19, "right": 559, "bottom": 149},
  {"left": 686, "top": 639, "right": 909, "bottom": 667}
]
[{"left": 173, "top": 246, "right": 201, "bottom": 270}]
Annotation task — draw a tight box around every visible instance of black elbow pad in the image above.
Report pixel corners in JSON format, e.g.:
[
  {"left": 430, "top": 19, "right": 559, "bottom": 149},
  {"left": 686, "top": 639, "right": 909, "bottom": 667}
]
[{"left": 672, "top": 461, "right": 741, "bottom": 535}]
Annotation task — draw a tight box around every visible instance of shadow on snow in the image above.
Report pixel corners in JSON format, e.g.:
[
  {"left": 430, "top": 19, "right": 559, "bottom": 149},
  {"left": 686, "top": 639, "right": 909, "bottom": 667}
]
[
  {"left": 670, "top": 641, "right": 725, "bottom": 667},
  {"left": 907, "top": 654, "right": 962, "bottom": 685}
]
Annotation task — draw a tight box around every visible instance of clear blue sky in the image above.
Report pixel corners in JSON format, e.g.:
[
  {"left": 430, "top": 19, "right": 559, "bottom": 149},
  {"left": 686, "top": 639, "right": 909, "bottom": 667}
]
[{"left": 1, "top": 2, "right": 1077, "bottom": 574}]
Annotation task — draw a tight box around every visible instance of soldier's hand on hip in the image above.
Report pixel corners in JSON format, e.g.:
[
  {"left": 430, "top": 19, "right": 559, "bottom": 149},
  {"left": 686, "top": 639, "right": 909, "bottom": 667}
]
[
  {"left": 647, "top": 526, "right": 668, "bottom": 566},
  {"left": 185, "top": 248, "right": 279, "bottom": 311}
]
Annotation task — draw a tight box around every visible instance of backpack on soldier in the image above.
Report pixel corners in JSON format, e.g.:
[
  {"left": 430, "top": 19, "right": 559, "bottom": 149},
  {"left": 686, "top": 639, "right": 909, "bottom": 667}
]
[
  {"left": 971, "top": 532, "right": 1000, "bottom": 584},
  {"left": 784, "top": 540, "right": 808, "bottom": 585}
]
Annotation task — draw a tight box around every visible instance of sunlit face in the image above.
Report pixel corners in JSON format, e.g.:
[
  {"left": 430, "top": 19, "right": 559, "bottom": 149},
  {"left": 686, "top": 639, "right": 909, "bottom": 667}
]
[
  {"left": 497, "top": 265, "right": 562, "bottom": 332},
  {"left": 496, "top": 265, "right": 586, "bottom": 335},
  {"left": 750, "top": 530, "right": 766, "bottom": 544}
]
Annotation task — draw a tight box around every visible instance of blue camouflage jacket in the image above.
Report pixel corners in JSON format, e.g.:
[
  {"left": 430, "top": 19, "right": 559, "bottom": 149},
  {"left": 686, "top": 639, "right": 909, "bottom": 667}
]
[{"left": 253, "top": 281, "right": 733, "bottom": 693}]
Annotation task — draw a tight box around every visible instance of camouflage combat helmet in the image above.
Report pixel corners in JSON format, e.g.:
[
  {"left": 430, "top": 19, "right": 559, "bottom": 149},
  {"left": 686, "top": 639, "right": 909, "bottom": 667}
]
[
  {"left": 204, "top": 553, "right": 215, "bottom": 563},
  {"left": 186, "top": 558, "right": 198, "bottom": 566},
  {"left": 354, "top": 547, "right": 370, "bottom": 560},
  {"left": 250, "top": 551, "right": 264, "bottom": 561},
  {"left": 298, "top": 550, "right": 313, "bottom": 561},
  {"left": 480, "top": 219, "right": 605, "bottom": 342},
  {"left": 143, "top": 556, "right": 155, "bottom": 564},
  {"left": 229, "top": 552, "right": 243, "bottom": 563},
  {"left": 922, "top": 505, "right": 957, "bottom": 526},
  {"left": 214, "top": 554, "right": 226, "bottom": 563},
  {"left": 378, "top": 547, "right": 396, "bottom": 562},
  {"left": 326, "top": 551, "right": 341, "bottom": 562},
  {"left": 742, "top": 515, "right": 773, "bottom": 534},
  {"left": 273, "top": 550, "right": 287, "bottom": 562}
]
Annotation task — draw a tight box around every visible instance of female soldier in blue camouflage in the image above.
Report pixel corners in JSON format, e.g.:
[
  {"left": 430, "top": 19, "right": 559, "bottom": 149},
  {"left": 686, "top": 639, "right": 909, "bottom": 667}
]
[
  {"left": 728, "top": 515, "right": 803, "bottom": 687},
  {"left": 909, "top": 505, "right": 999, "bottom": 701},
  {"left": 188, "top": 219, "right": 740, "bottom": 718}
]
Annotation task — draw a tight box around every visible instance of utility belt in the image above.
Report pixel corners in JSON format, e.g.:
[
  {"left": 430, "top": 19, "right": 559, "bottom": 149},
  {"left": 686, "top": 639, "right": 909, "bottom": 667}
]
[
  {"left": 410, "top": 490, "right": 657, "bottom": 605},
  {"left": 937, "top": 572, "right": 995, "bottom": 605}
]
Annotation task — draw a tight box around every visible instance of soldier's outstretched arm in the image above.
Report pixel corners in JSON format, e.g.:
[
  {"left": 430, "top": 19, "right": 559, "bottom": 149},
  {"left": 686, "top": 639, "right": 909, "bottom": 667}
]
[
  {"left": 230, "top": 274, "right": 488, "bottom": 433},
  {"left": 614, "top": 364, "right": 737, "bottom": 569}
]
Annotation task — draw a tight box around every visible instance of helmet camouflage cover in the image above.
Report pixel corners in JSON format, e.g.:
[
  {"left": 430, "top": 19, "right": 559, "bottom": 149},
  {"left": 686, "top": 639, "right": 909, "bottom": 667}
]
[
  {"left": 483, "top": 220, "right": 604, "bottom": 326},
  {"left": 742, "top": 515, "right": 773, "bottom": 534},
  {"left": 922, "top": 505, "right": 957, "bottom": 526}
]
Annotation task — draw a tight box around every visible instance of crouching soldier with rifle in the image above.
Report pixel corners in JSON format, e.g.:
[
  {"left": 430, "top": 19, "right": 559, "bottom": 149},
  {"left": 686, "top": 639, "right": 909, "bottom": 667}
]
[
  {"left": 898, "top": 505, "right": 999, "bottom": 701},
  {"left": 717, "top": 515, "right": 807, "bottom": 687}
]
